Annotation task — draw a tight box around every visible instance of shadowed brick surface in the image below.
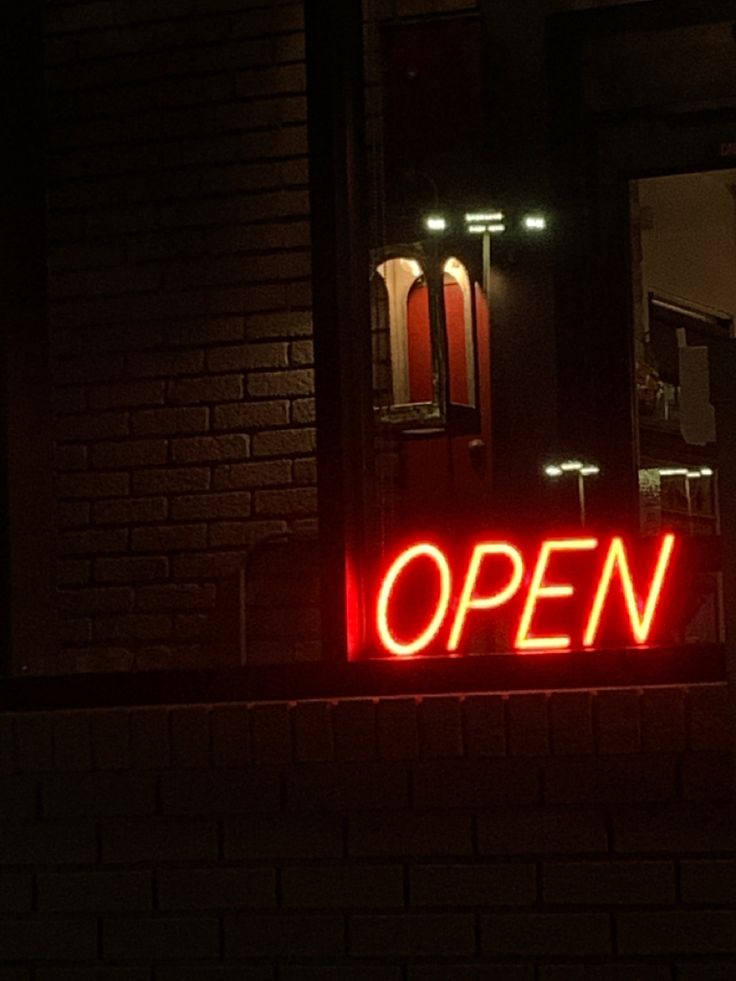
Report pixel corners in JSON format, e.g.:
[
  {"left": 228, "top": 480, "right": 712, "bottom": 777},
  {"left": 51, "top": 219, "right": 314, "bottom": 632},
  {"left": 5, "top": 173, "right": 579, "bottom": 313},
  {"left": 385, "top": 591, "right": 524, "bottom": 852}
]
[{"left": 0, "top": 683, "right": 733, "bottom": 973}]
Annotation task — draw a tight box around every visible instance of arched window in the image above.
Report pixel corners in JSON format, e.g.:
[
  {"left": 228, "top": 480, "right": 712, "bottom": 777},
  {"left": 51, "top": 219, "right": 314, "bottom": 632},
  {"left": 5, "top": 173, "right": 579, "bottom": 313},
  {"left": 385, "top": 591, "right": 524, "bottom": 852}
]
[
  {"left": 443, "top": 257, "right": 476, "bottom": 408},
  {"left": 371, "top": 249, "right": 480, "bottom": 434}
]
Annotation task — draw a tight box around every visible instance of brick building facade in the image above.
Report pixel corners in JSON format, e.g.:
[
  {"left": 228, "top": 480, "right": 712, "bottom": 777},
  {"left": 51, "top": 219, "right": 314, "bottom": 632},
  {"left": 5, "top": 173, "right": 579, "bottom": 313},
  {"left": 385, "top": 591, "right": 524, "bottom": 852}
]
[
  {"left": 43, "top": 0, "right": 316, "bottom": 675},
  {"left": 0, "top": 0, "right": 734, "bottom": 975}
]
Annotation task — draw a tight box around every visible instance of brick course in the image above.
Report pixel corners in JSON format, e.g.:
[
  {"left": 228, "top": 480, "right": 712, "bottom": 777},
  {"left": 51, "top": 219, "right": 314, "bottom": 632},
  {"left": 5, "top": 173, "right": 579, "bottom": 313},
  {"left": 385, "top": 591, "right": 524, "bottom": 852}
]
[{"left": 0, "top": 684, "right": 734, "bottom": 973}]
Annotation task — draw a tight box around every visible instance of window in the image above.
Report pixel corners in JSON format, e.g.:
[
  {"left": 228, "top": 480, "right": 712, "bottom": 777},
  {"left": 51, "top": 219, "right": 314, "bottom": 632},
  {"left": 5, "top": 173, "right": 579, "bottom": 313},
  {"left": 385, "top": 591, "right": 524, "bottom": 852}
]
[
  {"left": 372, "top": 252, "right": 481, "bottom": 431},
  {"left": 312, "top": 0, "right": 732, "bottom": 682}
]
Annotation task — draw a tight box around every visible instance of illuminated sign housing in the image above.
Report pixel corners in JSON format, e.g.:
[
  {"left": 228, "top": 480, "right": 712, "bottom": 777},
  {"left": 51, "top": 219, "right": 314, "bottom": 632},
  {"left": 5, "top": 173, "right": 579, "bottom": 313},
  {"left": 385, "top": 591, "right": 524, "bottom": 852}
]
[{"left": 372, "top": 534, "right": 677, "bottom": 658}]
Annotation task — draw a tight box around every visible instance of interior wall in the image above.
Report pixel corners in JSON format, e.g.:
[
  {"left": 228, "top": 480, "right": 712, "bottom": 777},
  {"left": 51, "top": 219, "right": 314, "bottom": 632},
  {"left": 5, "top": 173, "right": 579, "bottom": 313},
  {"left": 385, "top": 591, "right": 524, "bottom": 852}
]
[{"left": 638, "top": 170, "right": 736, "bottom": 333}]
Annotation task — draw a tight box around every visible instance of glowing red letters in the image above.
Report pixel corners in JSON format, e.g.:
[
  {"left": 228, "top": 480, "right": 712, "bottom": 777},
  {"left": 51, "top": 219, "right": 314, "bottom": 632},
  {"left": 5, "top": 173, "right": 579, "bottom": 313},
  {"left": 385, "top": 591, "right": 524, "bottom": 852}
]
[{"left": 375, "top": 534, "right": 676, "bottom": 656}]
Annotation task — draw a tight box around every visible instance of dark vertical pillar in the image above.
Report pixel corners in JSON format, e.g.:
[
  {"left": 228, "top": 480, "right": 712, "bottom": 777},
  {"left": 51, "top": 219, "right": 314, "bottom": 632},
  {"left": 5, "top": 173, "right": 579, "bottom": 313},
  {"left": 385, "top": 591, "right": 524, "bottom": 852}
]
[
  {"left": 548, "top": 10, "right": 640, "bottom": 529},
  {"left": 480, "top": 0, "right": 559, "bottom": 519},
  {"left": 479, "top": 0, "right": 549, "bottom": 206},
  {"left": 586, "top": 160, "right": 640, "bottom": 526},
  {"left": 709, "top": 342, "right": 736, "bottom": 788},
  {"left": 0, "top": 2, "right": 55, "bottom": 673},
  {"left": 487, "top": 265, "right": 558, "bottom": 524},
  {"left": 305, "top": 0, "right": 374, "bottom": 660}
]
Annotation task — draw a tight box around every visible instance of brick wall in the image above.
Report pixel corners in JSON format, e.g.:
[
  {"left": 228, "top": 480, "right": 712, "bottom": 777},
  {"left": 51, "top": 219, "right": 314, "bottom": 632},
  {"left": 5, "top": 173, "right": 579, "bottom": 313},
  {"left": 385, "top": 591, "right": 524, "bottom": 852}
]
[
  {"left": 44, "top": 0, "right": 316, "bottom": 674},
  {"left": 0, "top": 682, "right": 733, "bottom": 977}
]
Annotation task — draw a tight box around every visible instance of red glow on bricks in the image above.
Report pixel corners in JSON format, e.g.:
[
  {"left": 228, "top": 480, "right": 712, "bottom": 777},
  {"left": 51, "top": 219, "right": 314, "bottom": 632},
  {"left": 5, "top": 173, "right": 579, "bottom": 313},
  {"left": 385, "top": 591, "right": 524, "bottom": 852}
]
[{"left": 372, "top": 534, "right": 678, "bottom": 657}]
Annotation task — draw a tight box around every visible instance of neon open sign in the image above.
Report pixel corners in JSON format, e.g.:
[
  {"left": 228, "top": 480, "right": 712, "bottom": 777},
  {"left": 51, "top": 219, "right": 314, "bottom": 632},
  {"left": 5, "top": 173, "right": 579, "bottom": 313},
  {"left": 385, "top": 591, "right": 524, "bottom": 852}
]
[{"left": 373, "top": 534, "right": 677, "bottom": 657}]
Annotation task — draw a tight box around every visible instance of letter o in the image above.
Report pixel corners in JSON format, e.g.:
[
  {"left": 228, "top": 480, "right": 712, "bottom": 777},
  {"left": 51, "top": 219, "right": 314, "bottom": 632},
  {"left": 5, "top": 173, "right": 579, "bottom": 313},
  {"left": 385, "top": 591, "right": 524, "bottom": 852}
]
[{"left": 376, "top": 543, "right": 452, "bottom": 656}]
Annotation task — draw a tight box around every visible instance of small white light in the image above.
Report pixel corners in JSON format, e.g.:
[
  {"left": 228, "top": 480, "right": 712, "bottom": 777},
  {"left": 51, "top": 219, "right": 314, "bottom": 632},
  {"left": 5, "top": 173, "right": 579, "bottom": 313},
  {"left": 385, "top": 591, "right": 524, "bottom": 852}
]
[
  {"left": 465, "top": 211, "right": 504, "bottom": 223},
  {"left": 488, "top": 223, "right": 505, "bottom": 234},
  {"left": 658, "top": 468, "right": 688, "bottom": 477},
  {"left": 700, "top": 466, "right": 714, "bottom": 477},
  {"left": 560, "top": 460, "right": 583, "bottom": 472},
  {"left": 425, "top": 216, "right": 447, "bottom": 232},
  {"left": 580, "top": 465, "right": 600, "bottom": 476},
  {"left": 686, "top": 470, "right": 703, "bottom": 479},
  {"left": 467, "top": 224, "right": 487, "bottom": 234},
  {"left": 523, "top": 214, "right": 547, "bottom": 231},
  {"left": 544, "top": 465, "right": 563, "bottom": 477}
]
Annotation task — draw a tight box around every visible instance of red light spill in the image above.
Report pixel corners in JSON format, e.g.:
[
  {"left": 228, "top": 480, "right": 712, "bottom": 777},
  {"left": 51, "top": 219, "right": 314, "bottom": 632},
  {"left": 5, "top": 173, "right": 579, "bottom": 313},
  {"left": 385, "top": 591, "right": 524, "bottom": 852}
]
[
  {"left": 583, "top": 532, "right": 676, "bottom": 647},
  {"left": 376, "top": 542, "right": 452, "bottom": 656},
  {"left": 447, "top": 542, "right": 524, "bottom": 651},
  {"left": 515, "top": 538, "right": 598, "bottom": 652},
  {"left": 373, "top": 534, "right": 678, "bottom": 657},
  {"left": 344, "top": 551, "right": 362, "bottom": 659}
]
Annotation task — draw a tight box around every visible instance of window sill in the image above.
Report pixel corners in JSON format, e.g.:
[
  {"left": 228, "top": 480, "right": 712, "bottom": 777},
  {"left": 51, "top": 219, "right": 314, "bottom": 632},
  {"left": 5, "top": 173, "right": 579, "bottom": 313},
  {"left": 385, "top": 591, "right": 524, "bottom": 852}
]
[{"left": 0, "top": 644, "right": 724, "bottom": 712}]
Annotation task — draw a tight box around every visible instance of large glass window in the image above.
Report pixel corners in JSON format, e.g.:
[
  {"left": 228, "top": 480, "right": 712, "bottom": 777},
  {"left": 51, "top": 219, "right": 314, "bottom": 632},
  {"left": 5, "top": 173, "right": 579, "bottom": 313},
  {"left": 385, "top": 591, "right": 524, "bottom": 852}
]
[
  {"left": 341, "top": 0, "right": 734, "bottom": 676},
  {"left": 631, "top": 168, "right": 736, "bottom": 645}
]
